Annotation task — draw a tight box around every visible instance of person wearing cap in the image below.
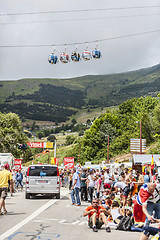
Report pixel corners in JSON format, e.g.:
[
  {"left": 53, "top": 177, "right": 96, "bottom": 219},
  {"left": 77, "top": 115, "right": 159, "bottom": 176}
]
[
  {"left": 0, "top": 163, "right": 13, "bottom": 215},
  {"left": 83, "top": 198, "right": 111, "bottom": 233}
]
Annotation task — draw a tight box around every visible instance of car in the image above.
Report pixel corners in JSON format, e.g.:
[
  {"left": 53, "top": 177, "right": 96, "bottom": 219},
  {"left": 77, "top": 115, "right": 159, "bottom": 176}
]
[{"left": 25, "top": 164, "right": 60, "bottom": 199}]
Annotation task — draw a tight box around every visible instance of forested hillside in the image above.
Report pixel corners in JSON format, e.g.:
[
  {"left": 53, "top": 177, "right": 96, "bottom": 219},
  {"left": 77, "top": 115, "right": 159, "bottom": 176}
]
[
  {"left": 63, "top": 96, "right": 160, "bottom": 164},
  {"left": 0, "top": 64, "right": 160, "bottom": 122}
]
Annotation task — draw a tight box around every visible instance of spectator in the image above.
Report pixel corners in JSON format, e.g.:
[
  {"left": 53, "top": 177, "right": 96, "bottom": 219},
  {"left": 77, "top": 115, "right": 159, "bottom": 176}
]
[
  {"left": 143, "top": 171, "right": 150, "bottom": 184},
  {"left": 87, "top": 169, "right": 96, "bottom": 203},
  {"left": 145, "top": 183, "right": 160, "bottom": 226},
  {"left": 114, "top": 177, "right": 130, "bottom": 206},
  {"left": 80, "top": 168, "right": 88, "bottom": 201},
  {"left": 133, "top": 183, "right": 155, "bottom": 223},
  {"left": 0, "top": 163, "right": 13, "bottom": 215},
  {"left": 15, "top": 169, "right": 23, "bottom": 192},
  {"left": 71, "top": 168, "right": 81, "bottom": 206},
  {"left": 136, "top": 170, "right": 144, "bottom": 192},
  {"left": 83, "top": 198, "right": 111, "bottom": 232}
]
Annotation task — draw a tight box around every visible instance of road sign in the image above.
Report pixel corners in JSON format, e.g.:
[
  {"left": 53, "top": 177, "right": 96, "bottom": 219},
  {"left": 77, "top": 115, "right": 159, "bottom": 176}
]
[{"left": 130, "top": 138, "right": 146, "bottom": 153}]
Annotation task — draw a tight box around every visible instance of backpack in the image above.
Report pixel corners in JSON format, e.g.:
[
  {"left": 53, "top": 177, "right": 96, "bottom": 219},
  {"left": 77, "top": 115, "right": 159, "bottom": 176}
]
[{"left": 116, "top": 216, "right": 133, "bottom": 231}]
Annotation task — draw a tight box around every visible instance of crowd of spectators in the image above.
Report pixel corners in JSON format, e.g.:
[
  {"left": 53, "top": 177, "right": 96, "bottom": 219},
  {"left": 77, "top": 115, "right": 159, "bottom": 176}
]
[{"left": 63, "top": 166, "right": 160, "bottom": 239}]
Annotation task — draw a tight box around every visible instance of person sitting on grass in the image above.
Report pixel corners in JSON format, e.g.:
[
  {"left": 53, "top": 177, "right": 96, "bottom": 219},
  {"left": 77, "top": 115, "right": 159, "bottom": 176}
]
[{"left": 83, "top": 198, "right": 111, "bottom": 233}]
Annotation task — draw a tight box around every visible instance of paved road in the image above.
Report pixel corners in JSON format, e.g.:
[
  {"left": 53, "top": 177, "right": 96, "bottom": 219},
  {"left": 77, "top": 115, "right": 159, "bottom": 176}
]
[{"left": 0, "top": 188, "right": 140, "bottom": 240}]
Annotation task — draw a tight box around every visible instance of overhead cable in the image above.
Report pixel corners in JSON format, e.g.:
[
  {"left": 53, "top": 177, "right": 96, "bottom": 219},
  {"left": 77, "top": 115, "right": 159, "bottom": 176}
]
[
  {"left": 0, "top": 29, "right": 159, "bottom": 48},
  {"left": 0, "top": 13, "right": 160, "bottom": 25},
  {"left": 0, "top": 5, "right": 160, "bottom": 16}
]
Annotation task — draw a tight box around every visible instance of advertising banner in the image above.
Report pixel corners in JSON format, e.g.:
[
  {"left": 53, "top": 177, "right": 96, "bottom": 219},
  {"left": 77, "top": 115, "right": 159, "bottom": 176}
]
[
  {"left": 14, "top": 158, "right": 22, "bottom": 171},
  {"left": 27, "top": 142, "right": 54, "bottom": 148},
  {"left": 54, "top": 158, "right": 59, "bottom": 165},
  {"left": 45, "top": 142, "right": 53, "bottom": 148},
  {"left": 14, "top": 159, "right": 22, "bottom": 165},
  {"left": 27, "top": 142, "right": 44, "bottom": 148},
  {"left": 64, "top": 157, "right": 74, "bottom": 169}
]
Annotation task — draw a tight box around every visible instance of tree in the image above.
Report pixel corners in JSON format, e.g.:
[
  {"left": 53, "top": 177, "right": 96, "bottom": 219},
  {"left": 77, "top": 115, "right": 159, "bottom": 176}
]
[
  {"left": 71, "top": 118, "right": 77, "bottom": 125},
  {"left": 0, "top": 112, "right": 28, "bottom": 157},
  {"left": 31, "top": 121, "right": 36, "bottom": 131},
  {"left": 38, "top": 132, "right": 44, "bottom": 140},
  {"left": 86, "top": 119, "right": 91, "bottom": 125},
  {"left": 47, "top": 134, "right": 56, "bottom": 142},
  {"left": 65, "top": 135, "right": 76, "bottom": 146}
]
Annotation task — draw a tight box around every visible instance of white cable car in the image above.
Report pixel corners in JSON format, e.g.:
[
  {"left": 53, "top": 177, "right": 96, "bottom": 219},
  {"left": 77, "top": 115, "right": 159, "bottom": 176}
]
[
  {"left": 92, "top": 49, "right": 101, "bottom": 59},
  {"left": 71, "top": 51, "right": 80, "bottom": 62},
  {"left": 48, "top": 53, "right": 58, "bottom": 64},
  {"left": 60, "top": 52, "right": 69, "bottom": 63},
  {"left": 82, "top": 50, "right": 92, "bottom": 61}
]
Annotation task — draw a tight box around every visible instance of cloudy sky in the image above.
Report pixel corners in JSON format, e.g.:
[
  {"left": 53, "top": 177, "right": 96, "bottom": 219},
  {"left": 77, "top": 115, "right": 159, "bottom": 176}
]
[{"left": 0, "top": 0, "right": 160, "bottom": 80}]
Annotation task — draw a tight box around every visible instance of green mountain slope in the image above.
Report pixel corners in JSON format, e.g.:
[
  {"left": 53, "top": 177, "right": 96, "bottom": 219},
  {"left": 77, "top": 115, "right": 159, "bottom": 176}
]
[{"left": 0, "top": 64, "right": 160, "bottom": 122}]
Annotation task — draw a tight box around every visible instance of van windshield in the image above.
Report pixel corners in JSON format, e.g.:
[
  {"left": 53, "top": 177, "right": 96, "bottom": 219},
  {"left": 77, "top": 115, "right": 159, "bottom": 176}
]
[{"left": 29, "top": 166, "right": 57, "bottom": 176}]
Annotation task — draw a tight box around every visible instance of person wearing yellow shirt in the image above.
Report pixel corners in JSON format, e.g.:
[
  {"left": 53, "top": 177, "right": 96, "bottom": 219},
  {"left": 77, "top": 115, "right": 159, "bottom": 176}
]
[{"left": 0, "top": 163, "right": 13, "bottom": 215}]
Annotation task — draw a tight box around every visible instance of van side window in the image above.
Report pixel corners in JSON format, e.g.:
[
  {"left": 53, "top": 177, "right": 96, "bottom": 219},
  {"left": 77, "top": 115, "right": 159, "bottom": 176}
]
[{"left": 29, "top": 166, "right": 57, "bottom": 176}]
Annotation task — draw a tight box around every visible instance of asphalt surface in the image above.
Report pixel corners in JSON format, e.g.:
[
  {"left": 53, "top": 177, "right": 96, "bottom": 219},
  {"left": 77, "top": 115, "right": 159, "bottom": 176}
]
[{"left": 0, "top": 188, "right": 141, "bottom": 240}]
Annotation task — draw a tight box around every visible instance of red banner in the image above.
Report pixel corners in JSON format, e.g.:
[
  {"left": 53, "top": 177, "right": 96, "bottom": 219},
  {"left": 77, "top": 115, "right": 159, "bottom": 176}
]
[
  {"left": 14, "top": 159, "right": 22, "bottom": 171},
  {"left": 54, "top": 158, "right": 59, "bottom": 165},
  {"left": 14, "top": 159, "right": 22, "bottom": 165},
  {"left": 27, "top": 142, "right": 44, "bottom": 148},
  {"left": 64, "top": 157, "right": 74, "bottom": 169}
]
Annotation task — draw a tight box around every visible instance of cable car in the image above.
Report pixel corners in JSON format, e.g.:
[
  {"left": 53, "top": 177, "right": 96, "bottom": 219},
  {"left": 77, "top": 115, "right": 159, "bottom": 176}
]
[
  {"left": 60, "top": 52, "right": 69, "bottom": 63},
  {"left": 82, "top": 50, "right": 92, "bottom": 61},
  {"left": 92, "top": 49, "right": 101, "bottom": 59},
  {"left": 71, "top": 51, "right": 80, "bottom": 62},
  {"left": 48, "top": 53, "right": 58, "bottom": 64}
]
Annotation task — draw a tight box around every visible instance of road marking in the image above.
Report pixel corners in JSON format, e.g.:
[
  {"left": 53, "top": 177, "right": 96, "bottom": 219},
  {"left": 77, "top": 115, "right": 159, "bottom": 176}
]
[
  {"left": 32, "top": 218, "right": 88, "bottom": 226},
  {"left": 0, "top": 190, "right": 68, "bottom": 240},
  {"left": 8, "top": 232, "right": 61, "bottom": 240},
  {"left": 71, "top": 220, "right": 80, "bottom": 225},
  {"left": 79, "top": 221, "right": 88, "bottom": 226}
]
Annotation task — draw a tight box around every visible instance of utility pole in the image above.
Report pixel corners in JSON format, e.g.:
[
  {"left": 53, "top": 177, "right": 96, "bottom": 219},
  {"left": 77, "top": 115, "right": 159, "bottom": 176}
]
[
  {"left": 140, "top": 121, "right": 142, "bottom": 155},
  {"left": 105, "top": 135, "right": 109, "bottom": 164},
  {"left": 79, "top": 143, "right": 81, "bottom": 164},
  {"left": 107, "top": 135, "right": 109, "bottom": 164}
]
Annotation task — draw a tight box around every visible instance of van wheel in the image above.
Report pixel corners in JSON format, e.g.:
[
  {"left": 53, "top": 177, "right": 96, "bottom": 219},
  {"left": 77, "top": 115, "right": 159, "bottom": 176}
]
[
  {"left": 25, "top": 193, "right": 30, "bottom": 199},
  {"left": 56, "top": 193, "right": 60, "bottom": 199}
]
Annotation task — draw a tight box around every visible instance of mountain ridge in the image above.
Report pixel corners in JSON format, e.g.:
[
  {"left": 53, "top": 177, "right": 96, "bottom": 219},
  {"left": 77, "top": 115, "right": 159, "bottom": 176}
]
[{"left": 0, "top": 63, "right": 160, "bottom": 122}]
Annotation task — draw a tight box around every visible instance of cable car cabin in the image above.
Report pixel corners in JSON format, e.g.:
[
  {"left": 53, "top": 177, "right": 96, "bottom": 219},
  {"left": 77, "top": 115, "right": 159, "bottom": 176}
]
[
  {"left": 92, "top": 49, "right": 101, "bottom": 59},
  {"left": 48, "top": 54, "right": 58, "bottom": 64},
  {"left": 82, "top": 51, "right": 92, "bottom": 61},
  {"left": 60, "top": 53, "right": 69, "bottom": 63},
  {"left": 71, "top": 52, "right": 80, "bottom": 62}
]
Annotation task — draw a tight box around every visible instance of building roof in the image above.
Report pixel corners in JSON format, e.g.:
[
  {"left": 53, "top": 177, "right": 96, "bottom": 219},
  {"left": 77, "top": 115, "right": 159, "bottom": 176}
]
[{"left": 133, "top": 154, "right": 160, "bottom": 165}]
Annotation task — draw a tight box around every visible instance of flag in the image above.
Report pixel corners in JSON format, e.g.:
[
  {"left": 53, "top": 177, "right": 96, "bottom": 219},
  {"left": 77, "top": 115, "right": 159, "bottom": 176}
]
[{"left": 151, "top": 155, "right": 154, "bottom": 175}]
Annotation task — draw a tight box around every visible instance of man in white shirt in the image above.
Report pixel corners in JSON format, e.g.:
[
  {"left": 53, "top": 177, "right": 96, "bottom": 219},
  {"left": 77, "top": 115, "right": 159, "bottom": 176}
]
[
  {"left": 114, "top": 178, "right": 130, "bottom": 206},
  {"left": 145, "top": 183, "right": 160, "bottom": 226},
  {"left": 71, "top": 168, "right": 81, "bottom": 206},
  {"left": 87, "top": 169, "right": 96, "bottom": 203}
]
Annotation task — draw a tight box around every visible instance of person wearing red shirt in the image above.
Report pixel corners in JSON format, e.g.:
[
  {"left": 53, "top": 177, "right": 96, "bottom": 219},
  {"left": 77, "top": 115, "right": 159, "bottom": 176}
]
[{"left": 83, "top": 198, "right": 111, "bottom": 232}]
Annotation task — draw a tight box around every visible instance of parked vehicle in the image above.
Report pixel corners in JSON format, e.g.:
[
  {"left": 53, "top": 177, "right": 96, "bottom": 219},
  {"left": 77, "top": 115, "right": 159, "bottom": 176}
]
[{"left": 25, "top": 164, "right": 60, "bottom": 199}]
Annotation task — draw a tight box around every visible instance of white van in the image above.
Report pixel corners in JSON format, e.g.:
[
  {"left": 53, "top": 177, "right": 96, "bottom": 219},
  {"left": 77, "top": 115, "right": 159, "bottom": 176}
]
[{"left": 25, "top": 164, "right": 60, "bottom": 199}]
